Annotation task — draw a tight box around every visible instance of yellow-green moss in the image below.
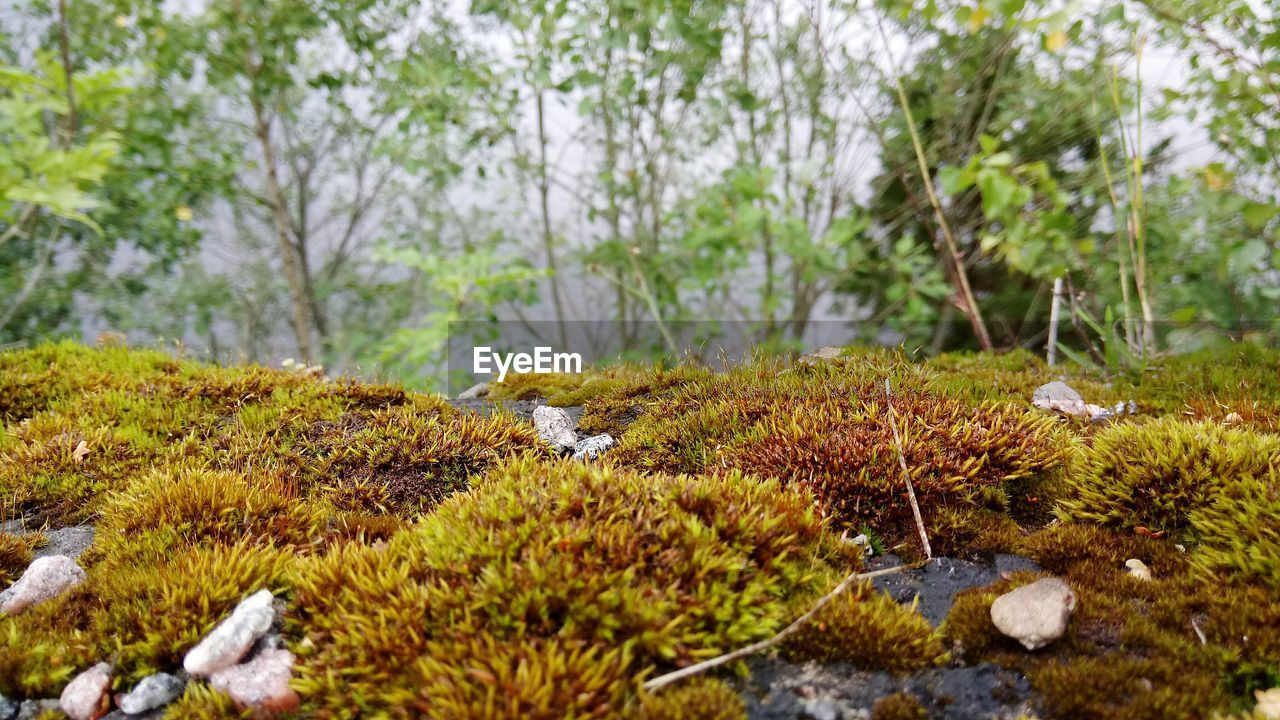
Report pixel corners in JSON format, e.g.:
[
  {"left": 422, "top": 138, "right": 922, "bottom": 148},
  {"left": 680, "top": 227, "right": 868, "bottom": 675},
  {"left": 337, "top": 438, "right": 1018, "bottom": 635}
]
[
  {"left": 781, "top": 582, "right": 945, "bottom": 671},
  {"left": 633, "top": 678, "right": 747, "bottom": 720},
  {"left": 162, "top": 683, "right": 252, "bottom": 719},
  {"left": 1058, "top": 418, "right": 1280, "bottom": 586},
  {"left": 0, "top": 530, "right": 39, "bottom": 585},
  {"left": 871, "top": 692, "right": 927, "bottom": 720},
  {"left": 288, "top": 457, "right": 860, "bottom": 717}
]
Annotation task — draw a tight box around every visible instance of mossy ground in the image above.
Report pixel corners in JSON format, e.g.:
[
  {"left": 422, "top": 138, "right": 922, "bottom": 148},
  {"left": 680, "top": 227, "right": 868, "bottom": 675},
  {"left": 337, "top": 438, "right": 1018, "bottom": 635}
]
[{"left": 0, "top": 341, "right": 1277, "bottom": 718}]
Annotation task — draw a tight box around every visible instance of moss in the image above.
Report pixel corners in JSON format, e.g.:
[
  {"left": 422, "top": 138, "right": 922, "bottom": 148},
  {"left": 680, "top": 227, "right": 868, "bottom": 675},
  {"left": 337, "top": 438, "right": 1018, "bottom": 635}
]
[
  {"left": 0, "top": 542, "right": 293, "bottom": 694},
  {"left": 1058, "top": 418, "right": 1280, "bottom": 586},
  {"left": 871, "top": 692, "right": 927, "bottom": 720},
  {"left": 88, "top": 468, "right": 331, "bottom": 567},
  {"left": 288, "top": 458, "right": 857, "bottom": 717},
  {"left": 576, "top": 365, "right": 713, "bottom": 436},
  {"left": 608, "top": 361, "right": 1064, "bottom": 541},
  {"left": 927, "top": 508, "right": 1025, "bottom": 559},
  {"left": 294, "top": 404, "right": 545, "bottom": 517},
  {"left": 0, "top": 530, "right": 39, "bottom": 585},
  {"left": 1032, "top": 655, "right": 1225, "bottom": 720},
  {"left": 781, "top": 581, "right": 944, "bottom": 671},
  {"left": 0, "top": 340, "right": 186, "bottom": 422},
  {"left": 162, "top": 683, "right": 252, "bottom": 719},
  {"left": 486, "top": 371, "right": 587, "bottom": 402},
  {"left": 633, "top": 678, "right": 747, "bottom": 720},
  {"left": 4, "top": 343, "right": 1280, "bottom": 718}
]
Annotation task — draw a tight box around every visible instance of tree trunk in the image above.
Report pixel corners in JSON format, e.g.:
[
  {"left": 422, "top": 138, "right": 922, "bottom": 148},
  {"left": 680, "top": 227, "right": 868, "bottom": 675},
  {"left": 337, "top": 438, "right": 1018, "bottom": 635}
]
[{"left": 251, "top": 98, "right": 318, "bottom": 363}]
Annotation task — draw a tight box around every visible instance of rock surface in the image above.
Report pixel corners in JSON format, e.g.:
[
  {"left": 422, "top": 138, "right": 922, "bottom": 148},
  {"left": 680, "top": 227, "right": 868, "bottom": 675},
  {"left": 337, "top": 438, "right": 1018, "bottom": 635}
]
[
  {"left": 0, "top": 555, "right": 87, "bottom": 615},
  {"left": 738, "top": 657, "right": 1034, "bottom": 720},
  {"left": 59, "top": 663, "right": 111, "bottom": 720},
  {"left": 798, "top": 346, "right": 845, "bottom": 365},
  {"left": 455, "top": 381, "right": 490, "bottom": 400},
  {"left": 532, "top": 405, "right": 578, "bottom": 453},
  {"left": 33, "top": 526, "right": 96, "bottom": 562},
  {"left": 990, "top": 577, "right": 1076, "bottom": 650},
  {"left": 15, "top": 700, "right": 61, "bottom": 720},
  {"left": 1256, "top": 688, "right": 1280, "bottom": 720},
  {"left": 0, "top": 693, "right": 16, "bottom": 720},
  {"left": 571, "top": 433, "right": 614, "bottom": 460},
  {"left": 209, "top": 649, "right": 300, "bottom": 713},
  {"left": 869, "top": 554, "right": 1044, "bottom": 626},
  {"left": 115, "top": 673, "right": 185, "bottom": 715},
  {"left": 1032, "top": 381, "right": 1102, "bottom": 417},
  {"left": 183, "top": 589, "right": 276, "bottom": 676}
]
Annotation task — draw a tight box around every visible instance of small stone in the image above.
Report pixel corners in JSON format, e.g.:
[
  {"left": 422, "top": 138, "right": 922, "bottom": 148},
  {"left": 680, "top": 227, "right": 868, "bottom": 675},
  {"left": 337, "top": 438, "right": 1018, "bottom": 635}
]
[
  {"left": 15, "top": 699, "right": 61, "bottom": 720},
  {"left": 0, "top": 555, "right": 87, "bottom": 615},
  {"left": 456, "top": 381, "right": 490, "bottom": 400},
  {"left": 183, "top": 589, "right": 277, "bottom": 676},
  {"left": 990, "top": 577, "right": 1076, "bottom": 651},
  {"left": 1224, "top": 411, "right": 1243, "bottom": 425},
  {"left": 798, "top": 346, "right": 845, "bottom": 365},
  {"left": 115, "top": 673, "right": 185, "bottom": 715},
  {"left": 1255, "top": 688, "right": 1280, "bottom": 720},
  {"left": 59, "top": 663, "right": 111, "bottom": 720},
  {"left": 209, "top": 649, "right": 299, "bottom": 714},
  {"left": 532, "top": 406, "right": 577, "bottom": 453},
  {"left": 800, "top": 698, "right": 840, "bottom": 720},
  {"left": 1032, "top": 382, "right": 1093, "bottom": 417},
  {"left": 0, "top": 693, "right": 16, "bottom": 720},
  {"left": 1125, "top": 558, "right": 1152, "bottom": 581},
  {"left": 571, "top": 433, "right": 614, "bottom": 460}
]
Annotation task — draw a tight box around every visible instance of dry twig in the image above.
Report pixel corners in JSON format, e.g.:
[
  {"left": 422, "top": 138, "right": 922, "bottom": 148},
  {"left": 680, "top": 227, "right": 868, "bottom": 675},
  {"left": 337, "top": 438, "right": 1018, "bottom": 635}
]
[{"left": 884, "top": 378, "right": 933, "bottom": 560}]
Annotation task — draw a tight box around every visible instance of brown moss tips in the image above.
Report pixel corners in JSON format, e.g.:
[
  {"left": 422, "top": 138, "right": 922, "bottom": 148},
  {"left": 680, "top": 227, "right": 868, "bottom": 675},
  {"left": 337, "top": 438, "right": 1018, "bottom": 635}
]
[
  {"left": 633, "top": 677, "right": 747, "bottom": 720},
  {"left": 297, "top": 404, "right": 546, "bottom": 517},
  {"left": 1032, "top": 655, "right": 1225, "bottom": 720},
  {"left": 609, "top": 363, "right": 1064, "bottom": 542},
  {"left": 289, "top": 458, "right": 856, "bottom": 717},
  {"left": 781, "top": 581, "right": 945, "bottom": 672}
]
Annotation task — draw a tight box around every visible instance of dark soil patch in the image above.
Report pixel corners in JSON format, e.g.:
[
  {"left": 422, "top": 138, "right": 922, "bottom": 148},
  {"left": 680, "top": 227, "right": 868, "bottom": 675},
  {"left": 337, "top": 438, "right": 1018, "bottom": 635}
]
[
  {"left": 737, "top": 657, "right": 1034, "bottom": 719},
  {"left": 868, "top": 553, "right": 1043, "bottom": 626}
]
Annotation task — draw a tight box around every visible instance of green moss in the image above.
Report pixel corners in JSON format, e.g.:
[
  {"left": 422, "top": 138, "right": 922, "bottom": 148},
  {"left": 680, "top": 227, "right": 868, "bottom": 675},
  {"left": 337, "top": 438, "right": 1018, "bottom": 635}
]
[
  {"left": 871, "top": 692, "right": 927, "bottom": 720},
  {"left": 486, "top": 371, "right": 587, "bottom": 402},
  {"left": 1033, "top": 655, "right": 1225, "bottom": 720},
  {"left": 3, "top": 342, "right": 1279, "bottom": 718},
  {"left": 633, "top": 678, "right": 748, "bottom": 720},
  {"left": 1058, "top": 418, "right": 1280, "bottom": 586},
  {"left": 576, "top": 365, "right": 713, "bottom": 436},
  {"left": 162, "top": 683, "right": 252, "bottom": 719},
  {"left": 0, "top": 531, "right": 39, "bottom": 585},
  {"left": 781, "top": 581, "right": 944, "bottom": 671},
  {"left": 0, "top": 542, "right": 294, "bottom": 694},
  {"left": 288, "top": 457, "right": 857, "bottom": 716}
]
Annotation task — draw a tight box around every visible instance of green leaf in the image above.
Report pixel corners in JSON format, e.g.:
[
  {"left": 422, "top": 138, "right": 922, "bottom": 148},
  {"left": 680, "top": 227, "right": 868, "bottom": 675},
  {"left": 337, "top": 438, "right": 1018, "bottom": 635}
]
[{"left": 1243, "top": 201, "right": 1279, "bottom": 229}]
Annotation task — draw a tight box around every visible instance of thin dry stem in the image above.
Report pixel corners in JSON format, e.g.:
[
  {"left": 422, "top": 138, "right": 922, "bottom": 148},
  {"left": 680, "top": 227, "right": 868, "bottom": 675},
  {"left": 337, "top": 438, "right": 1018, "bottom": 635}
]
[{"left": 885, "top": 378, "right": 932, "bottom": 560}]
